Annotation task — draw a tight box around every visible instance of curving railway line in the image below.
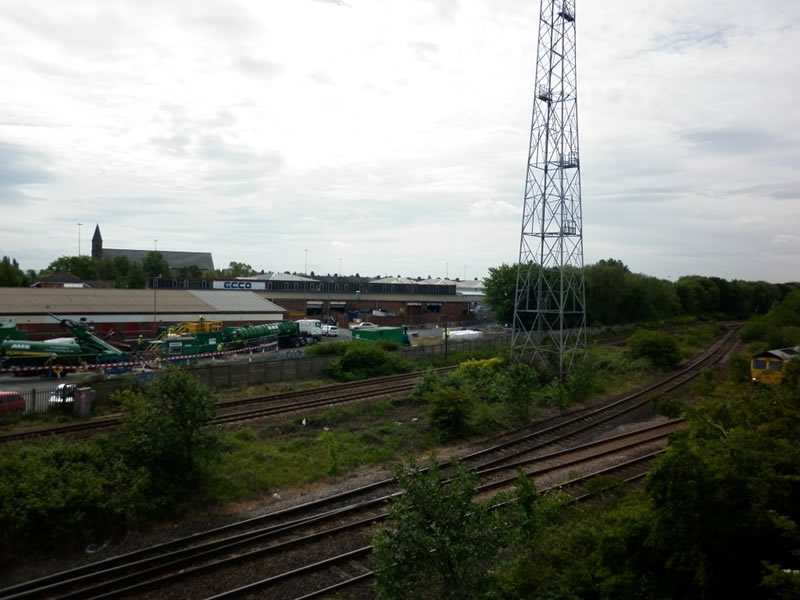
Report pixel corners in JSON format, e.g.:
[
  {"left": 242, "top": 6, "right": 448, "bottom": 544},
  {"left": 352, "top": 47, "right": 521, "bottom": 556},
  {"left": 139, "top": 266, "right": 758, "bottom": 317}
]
[{"left": 0, "top": 326, "right": 738, "bottom": 600}]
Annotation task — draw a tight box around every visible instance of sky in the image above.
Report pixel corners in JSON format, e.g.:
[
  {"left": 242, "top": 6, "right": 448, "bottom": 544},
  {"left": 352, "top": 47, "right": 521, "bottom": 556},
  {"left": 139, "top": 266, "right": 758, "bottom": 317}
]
[{"left": 1, "top": 0, "right": 799, "bottom": 284}]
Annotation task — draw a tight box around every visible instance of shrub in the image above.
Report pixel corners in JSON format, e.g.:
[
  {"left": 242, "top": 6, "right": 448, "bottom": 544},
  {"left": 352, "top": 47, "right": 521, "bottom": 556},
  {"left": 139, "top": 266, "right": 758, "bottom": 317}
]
[
  {"left": 372, "top": 459, "right": 510, "bottom": 600},
  {"left": 375, "top": 340, "right": 400, "bottom": 352},
  {"left": 564, "top": 357, "right": 597, "bottom": 403},
  {"left": 304, "top": 341, "right": 351, "bottom": 356},
  {"left": 0, "top": 437, "right": 148, "bottom": 555},
  {"left": 495, "top": 361, "right": 539, "bottom": 419},
  {"left": 411, "top": 368, "right": 440, "bottom": 402},
  {"left": 427, "top": 386, "right": 474, "bottom": 441},
  {"left": 116, "top": 368, "right": 218, "bottom": 510},
  {"left": 627, "top": 329, "right": 681, "bottom": 369},
  {"left": 324, "top": 343, "right": 413, "bottom": 381}
]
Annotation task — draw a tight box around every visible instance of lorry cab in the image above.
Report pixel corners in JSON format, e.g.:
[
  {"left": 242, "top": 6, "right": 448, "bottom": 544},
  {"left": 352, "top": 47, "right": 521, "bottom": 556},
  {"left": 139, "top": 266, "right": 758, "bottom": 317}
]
[{"left": 295, "top": 319, "right": 323, "bottom": 342}]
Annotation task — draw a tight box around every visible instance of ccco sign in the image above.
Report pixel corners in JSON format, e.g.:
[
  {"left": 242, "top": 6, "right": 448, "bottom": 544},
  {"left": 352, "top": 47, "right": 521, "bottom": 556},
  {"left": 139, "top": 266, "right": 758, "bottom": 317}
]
[{"left": 212, "top": 281, "right": 266, "bottom": 290}]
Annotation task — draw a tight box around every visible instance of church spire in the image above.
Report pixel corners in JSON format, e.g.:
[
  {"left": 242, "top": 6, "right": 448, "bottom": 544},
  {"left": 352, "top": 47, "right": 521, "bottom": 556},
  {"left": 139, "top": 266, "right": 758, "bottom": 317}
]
[{"left": 91, "top": 224, "right": 103, "bottom": 260}]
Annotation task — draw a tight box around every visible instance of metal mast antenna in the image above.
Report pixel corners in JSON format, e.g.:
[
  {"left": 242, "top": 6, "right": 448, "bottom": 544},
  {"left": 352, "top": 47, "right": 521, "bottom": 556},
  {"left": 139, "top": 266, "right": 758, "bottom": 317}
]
[{"left": 512, "top": 0, "right": 586, "bottom": 378}]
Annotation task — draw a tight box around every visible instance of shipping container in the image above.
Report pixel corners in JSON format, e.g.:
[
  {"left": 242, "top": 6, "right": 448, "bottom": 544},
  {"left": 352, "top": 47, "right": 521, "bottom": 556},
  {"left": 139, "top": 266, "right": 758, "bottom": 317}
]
[{"left": 351, "top": 326, "right": 404, "bottom": 345}]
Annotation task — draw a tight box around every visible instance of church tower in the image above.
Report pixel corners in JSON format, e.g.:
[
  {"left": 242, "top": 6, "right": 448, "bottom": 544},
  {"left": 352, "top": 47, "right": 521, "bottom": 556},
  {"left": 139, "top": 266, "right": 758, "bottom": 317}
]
[{"left": 91, "top": 224, "right": 103, "bottom": 260}]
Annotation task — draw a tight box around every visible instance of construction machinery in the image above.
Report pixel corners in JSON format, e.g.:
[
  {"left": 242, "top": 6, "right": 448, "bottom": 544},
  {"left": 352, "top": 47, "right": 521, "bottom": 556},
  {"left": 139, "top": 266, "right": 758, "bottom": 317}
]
[{"left": 0, "top": 315, "right": 131, "bottom": 376}]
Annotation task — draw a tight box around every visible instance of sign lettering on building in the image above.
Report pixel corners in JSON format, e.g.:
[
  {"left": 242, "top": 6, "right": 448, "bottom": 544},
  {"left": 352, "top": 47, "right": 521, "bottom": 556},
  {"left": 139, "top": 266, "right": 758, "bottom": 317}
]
[{"left": 212, "top": 280, "right": 266, "bottom": 290}]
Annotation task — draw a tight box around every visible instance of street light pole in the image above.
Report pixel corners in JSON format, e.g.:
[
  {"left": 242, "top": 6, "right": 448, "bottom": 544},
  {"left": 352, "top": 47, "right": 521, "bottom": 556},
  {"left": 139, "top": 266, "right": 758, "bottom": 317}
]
[
  {"left": 153, "top": 274, "right": 160, "bottom": 334},
  {"left": 77, "top": 223, "right": 82, "bottom": 256},
  {"left": 304, "top": 249, "right": 308, "bottom": 275}
]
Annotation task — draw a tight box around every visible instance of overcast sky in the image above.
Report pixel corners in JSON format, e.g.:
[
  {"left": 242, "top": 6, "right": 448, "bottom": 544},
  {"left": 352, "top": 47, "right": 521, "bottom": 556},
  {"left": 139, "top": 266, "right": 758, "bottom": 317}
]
[{"left": 1, "top": 0, "right": 798, "bottom": 283}]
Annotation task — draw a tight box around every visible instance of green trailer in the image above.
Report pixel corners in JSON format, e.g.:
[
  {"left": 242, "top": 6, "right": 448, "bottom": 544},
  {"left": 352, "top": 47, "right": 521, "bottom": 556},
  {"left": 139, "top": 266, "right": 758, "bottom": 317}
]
[{"left": 351, "top": 326, "right": 405, "bottom": 345}]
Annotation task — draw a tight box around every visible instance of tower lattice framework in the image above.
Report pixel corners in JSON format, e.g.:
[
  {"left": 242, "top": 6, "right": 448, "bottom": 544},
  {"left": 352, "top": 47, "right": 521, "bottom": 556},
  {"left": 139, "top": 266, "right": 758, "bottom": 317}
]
[{"left": 512, "top": 0, "right": 586, "bottom": 377}]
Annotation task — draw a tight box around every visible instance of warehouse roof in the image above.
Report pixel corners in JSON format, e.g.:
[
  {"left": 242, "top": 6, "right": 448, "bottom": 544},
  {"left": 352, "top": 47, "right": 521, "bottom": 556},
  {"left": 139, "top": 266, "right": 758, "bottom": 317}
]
[
  {"left": 0, "top": 288, "right": 285, "bottom": 315},
  {"left": 242, "top": 272, "right": 317, "bottom": 282},
  {"left": 189, "top": 290, "right": 285, "bottom": 313}
]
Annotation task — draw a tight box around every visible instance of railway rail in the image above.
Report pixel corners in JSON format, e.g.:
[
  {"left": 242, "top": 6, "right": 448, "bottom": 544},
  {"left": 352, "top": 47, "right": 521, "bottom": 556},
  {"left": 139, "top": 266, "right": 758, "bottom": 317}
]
[
  {"left": 0, "top": 322, "right": 734, "bottom": 445},
  {"left": 0, "top": 326, "right": 737, "bottom": 599},
  {"left": 0, "top": 368, "right": 457, "bottom": 444},
  {"left": 1, "top": 417, "right": 678, "bottom": 600}
]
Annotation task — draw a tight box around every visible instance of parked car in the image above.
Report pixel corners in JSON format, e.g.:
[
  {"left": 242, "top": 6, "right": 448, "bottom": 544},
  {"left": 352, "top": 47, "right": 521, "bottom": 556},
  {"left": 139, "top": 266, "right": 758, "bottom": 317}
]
[
  {"left": 322, "top": 324, "right": 338, "bottom": 337},
  {"left": 0, "top": 390, "right": 25, "bottom": 415},
  {"left": 48, "top": 383, "right": 76, "bottom": 404},
  {"left": 350, "top": 322, "right": 376, "bottom": 329}
]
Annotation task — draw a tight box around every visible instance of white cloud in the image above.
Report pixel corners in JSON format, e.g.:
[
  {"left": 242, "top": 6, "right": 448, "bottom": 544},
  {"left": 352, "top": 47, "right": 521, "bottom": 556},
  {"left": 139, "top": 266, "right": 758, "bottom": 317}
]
[
  {"left": 0, "top": 0, "right": 799, "bottom": 283},
  {"left": 469, "top": 199, "right": 517, "bottom": 218}
]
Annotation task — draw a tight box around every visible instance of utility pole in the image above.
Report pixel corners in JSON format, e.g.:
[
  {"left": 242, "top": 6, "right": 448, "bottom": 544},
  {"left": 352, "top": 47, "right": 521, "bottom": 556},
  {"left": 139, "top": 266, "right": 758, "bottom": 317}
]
[
  {"left": 77, "top": 223, "right": 82, "bottom": 255},
  {"left": 304, "top": 249, "right": 308, "bottom": 275},
  {"left": 513, "top": 0, "right": 586, "bottom": 378}
]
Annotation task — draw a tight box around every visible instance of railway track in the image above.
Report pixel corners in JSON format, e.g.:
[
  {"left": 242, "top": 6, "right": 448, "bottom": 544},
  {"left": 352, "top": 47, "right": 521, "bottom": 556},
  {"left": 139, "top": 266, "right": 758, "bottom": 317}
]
[
  {"left": 1, "top": 327, "right": 738, "bottom": 599},
  {"left": 0, "top": 322, "right": 732, "bottom": 445},
  {"left": 0, "top": 419, "right": 677, "bottom": 600},
  {"left": 0, "top": 368, "right": 457, "bottom": 444}
]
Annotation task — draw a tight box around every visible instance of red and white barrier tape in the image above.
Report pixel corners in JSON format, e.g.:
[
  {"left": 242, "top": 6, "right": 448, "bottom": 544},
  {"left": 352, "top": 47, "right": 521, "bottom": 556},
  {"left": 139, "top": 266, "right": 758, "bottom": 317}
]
[{"left": 0, "top": 341, "right": 279, "bottom": 374}]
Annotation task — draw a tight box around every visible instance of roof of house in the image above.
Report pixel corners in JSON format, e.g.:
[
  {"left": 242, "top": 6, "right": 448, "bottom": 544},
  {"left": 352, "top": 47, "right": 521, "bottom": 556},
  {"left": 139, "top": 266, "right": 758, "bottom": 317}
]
[{"left": 102, "top": 248, "right": 214, "bottom": 270}]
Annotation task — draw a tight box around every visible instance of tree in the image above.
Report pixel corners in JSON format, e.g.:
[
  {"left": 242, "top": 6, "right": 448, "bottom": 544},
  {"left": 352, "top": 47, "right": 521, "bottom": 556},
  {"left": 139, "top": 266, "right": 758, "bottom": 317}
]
[
  {"left": 141, "top": 251, "right": 170, "bottom": 278},
  {"left": 228, "top": 261, "right": 257, "bottom": 278},
  {"left": 124, "top": 262, "right": 147, "bottom": 289},
  {"left": 177, "top": 265, "right": 203, "bottom": 278},
  {"left": 0, "top": 256, "right": 29, "bottom": 286},
  {"left": 627, "top": 329, "right": 681, "bottom": 368},
  {"left": 633, "top": 385, "right": 800, "bottom": 599},
  {"left": 483, "top": 263, "right": 518, "bottom": 324},
  {"left": 118, "top": 368, "right": 217, "bottom": 488},
  {"left": 44, "top": 255, "right": 98, "bottom": 281},
  {"left": 372, "top": 459, "right": 510, "bottom": 600}
]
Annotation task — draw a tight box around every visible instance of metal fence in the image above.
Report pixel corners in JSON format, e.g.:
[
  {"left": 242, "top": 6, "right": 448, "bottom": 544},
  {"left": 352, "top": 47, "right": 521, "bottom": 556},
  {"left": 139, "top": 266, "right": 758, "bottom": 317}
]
[
  {"left": 1, "top": 382, "right": 80, "bottom": 419},
  {"left": 2, "top": 334, "right": 513, "bottom": 420}
]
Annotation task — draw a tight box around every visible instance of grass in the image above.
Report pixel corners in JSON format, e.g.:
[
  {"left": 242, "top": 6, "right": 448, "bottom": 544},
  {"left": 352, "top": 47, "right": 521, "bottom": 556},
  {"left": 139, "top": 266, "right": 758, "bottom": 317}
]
[
  {"left": 200, "top": 395, "right": 437, "bottom": 504},
  {"left": 197, "top": 336, "right": 686, "bottom": 506}
]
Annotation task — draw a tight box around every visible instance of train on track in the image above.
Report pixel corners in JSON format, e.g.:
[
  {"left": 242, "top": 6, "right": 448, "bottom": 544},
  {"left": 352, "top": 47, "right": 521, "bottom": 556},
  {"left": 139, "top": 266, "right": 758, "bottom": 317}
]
[{"left": 750, "top": 345, "right": 799, "bottom": 384}]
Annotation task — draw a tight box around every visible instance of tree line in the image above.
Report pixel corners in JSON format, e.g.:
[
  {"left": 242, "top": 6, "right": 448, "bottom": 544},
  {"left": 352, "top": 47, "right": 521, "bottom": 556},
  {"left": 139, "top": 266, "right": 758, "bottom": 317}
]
[
  {"left": 0, "top": 254, "right": 261, "bottom": 289},
  {"left": 483, "top": 258, "right": 798, "bottom": 326}
]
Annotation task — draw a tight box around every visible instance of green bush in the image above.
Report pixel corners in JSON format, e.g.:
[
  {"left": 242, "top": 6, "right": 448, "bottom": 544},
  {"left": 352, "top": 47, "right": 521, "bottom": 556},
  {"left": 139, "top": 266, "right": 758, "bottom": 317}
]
[
  {"left": 427, "top": 386, "right": 474, "bottom": 441},
  {"left": 324, "top": 343, "right": 413, "bottom": 381},
  {"left": 375, "top": 340, "right": 400, "bottom": 352},
  {"left": 411, "top": 368, "right": 440, "bottom": 402},
  {"left": 627, "top": 329, "right": 681, "bottom": 369},
  {"left": 373, "top": 459, "right": 510, "bottom": 600},
  {"left": 495, "top": 361, "right": 539, "bottom": 419},
  {"left": 0, "top": 437, "right": 148, "bottom": 555},
  {"left": 304, "top": 340, "right": 351, "bottom": 356}
]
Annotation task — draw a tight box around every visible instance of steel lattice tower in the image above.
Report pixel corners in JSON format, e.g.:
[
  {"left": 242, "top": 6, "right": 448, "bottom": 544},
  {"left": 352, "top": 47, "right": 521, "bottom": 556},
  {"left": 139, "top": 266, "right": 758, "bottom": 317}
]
[{"left": 512, "top": 0, "right": 586, "bottom": 378}]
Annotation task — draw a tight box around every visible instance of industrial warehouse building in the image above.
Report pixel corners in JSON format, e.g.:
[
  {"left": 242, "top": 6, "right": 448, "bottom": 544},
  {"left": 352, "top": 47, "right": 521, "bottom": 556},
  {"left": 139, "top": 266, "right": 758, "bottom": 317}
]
[
  {"left": 0, "top": 288, "right": 285, "bottom": 340},
  {"left": 151, "top": 273, "right": 478, "bottom": 326}
]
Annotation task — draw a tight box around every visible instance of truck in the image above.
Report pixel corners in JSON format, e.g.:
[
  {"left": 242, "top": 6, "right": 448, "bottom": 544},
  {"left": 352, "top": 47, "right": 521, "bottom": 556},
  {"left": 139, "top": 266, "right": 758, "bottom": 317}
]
[
  {"left": 0, "top": 315, "right": 131, "bottom": 376},
  {"left": 295, "top": 319, "right": 323, "bottom": 343},
  {"left": 146, "top": 319, "right": 321, "bottom": 362},
  {"left": 225, "top": 320, "right": 320, "bottom": 349}
]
